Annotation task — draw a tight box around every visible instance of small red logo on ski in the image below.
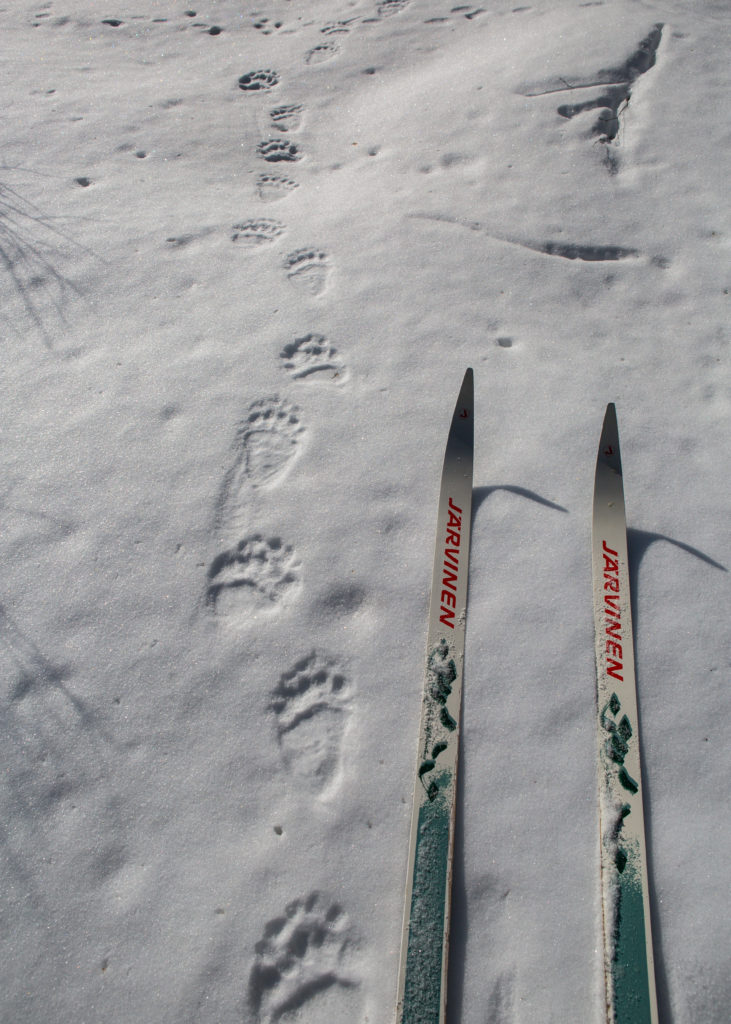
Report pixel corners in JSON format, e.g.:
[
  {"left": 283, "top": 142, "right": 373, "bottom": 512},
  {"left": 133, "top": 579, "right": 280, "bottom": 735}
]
[{"left": 459, "top": 408, "right": 470, "bottom": 419}]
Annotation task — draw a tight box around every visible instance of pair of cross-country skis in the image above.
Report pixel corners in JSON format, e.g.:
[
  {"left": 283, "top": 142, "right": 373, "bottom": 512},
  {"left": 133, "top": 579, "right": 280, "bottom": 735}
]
[{"left": 395, "top": 369, "right": 658, "bottom": 1024}]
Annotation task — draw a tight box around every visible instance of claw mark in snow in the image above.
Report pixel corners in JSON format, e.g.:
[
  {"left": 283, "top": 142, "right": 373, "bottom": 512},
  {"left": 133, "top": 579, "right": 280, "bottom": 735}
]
[
  {"left": 377, "top": 0, "right": 411, "bottom": 17},
  {"left": 257, "top": 139, "right": 301, "bottom": 163},
  {"left": 321, "top": 19, "right": 359, "bottom": 36},
  {"left": 270, "top": 104, "right": 303, "bottom": 133},
  {"left": 230, "top": 219, "right": 285, "bottom": 246}
]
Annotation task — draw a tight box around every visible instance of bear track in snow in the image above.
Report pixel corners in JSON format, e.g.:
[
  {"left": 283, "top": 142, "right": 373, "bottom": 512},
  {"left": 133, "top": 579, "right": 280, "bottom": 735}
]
[
  {"left": 280, "top": 332, "right": 345, "bottom": 382},
  {"left": 284, "top": 249, "right": 331, "bottom": 296},
  {"left": 215, "top": 397, "right": 304, "bottom": 534},
  {"left": 249, "top": 893, "right": 359, "bottom": 1023},
  {"left": 206, "top": 535, "right": 300, "bottom": 618},
  {"left": 270, "top": 652, "right": 350, "bottom": 794}
]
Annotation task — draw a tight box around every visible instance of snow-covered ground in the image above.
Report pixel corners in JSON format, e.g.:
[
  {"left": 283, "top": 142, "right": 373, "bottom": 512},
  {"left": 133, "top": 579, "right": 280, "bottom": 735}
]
[{"left": 1, "top": 1, "right": 728, "bottom": 1021}]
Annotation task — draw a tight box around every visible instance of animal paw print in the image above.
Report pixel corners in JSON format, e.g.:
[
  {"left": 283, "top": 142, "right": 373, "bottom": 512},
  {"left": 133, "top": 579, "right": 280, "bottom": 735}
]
[
  {"left": 249, "top": 893, "right": 359, "bottom": 1024},
  {"left": 270, "top": 652, "right": 350, "bottom": 793},
  {"left": 378, "top": 0, "right": 411, "bottom": 17},
  {"left": 442, "top": 6, "right": 485, "bottom": 20},
  {"left": 257, "top": 139, "right": 301, "bottom": 163},
  {"left": 252, "top": 16, "right": 283, "bottom": 35},
  {"left": 206, "top": 535, "right": 300, "bottom": 617},
  {"left": 321, "top": 19, "right": 358, "bottom": 36},
  {"left": 256, "top": 174, "right": 299, "bottom": 203},
  {"left": 306, "top": 42, "right": 340, "bottom": 65},
  {"left": 230, "top": 219, "right": 285, "bottom": 246},
  {"left": 217, "top": 398, "right": 304, "bottom": 533},
  {"left": 284, "top": 249, "right": 331, "bottom": 296},
  {"left": 280, "top": 333, "right": 345, "bottom": 382},
  {"left": 238, "top": 69, "right": 279, "bottom": 92},
  {"left": 270, "top": 104, "right": 303, "bottom": 133}
]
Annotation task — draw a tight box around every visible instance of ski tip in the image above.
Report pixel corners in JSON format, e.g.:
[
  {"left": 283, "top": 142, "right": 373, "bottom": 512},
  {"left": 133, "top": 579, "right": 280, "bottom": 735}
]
[
  {"left": 597, "top": 403, "right": 622, "bottom": 475},
  {"left": 458, "top": 368, "right": 474, "bottom": 416},
  {"left": 449, "top": 370, "right": 474, "bottom": 449},
  {"left": 601, "top": 403, "right": 619, "bottom": 438}
]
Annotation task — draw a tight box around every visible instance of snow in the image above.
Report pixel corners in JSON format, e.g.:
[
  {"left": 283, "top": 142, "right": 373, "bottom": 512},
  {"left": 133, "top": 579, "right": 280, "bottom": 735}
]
[{"left": 1, "top": 1, "right": 728, "bottom": 1022}]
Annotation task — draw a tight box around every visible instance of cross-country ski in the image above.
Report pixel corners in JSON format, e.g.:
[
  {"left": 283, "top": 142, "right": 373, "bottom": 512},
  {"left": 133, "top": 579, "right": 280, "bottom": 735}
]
[
  {"left": 592, "top": 403, "right": 658, "bottom": 1024},
  {"left": 395, "top": 369, "right": 474, "bottom": 1024}
]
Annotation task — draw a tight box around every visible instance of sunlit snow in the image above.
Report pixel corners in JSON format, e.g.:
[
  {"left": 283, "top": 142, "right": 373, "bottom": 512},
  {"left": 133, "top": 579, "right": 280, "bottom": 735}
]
[{"left": 1, "top": 1, "right": 728, "bottom": 1022}]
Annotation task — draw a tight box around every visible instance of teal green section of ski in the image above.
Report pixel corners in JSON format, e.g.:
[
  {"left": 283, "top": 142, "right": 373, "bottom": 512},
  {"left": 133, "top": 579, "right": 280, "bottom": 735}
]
[
  {"left": 401, "top": 771, "right": 452, "bottom": 1024},
  {"left": 613, "top": 859, "right": 653, "bottom": 1024}
]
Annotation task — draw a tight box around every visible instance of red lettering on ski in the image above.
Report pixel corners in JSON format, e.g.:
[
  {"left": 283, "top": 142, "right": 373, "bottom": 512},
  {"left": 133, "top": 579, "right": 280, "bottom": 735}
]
[
  {"left": 439, "top": 606, "right": 456, "bottom": 628},
  {"left": 442, "top": 565, "right": 458, "bottom": 592},
  {"left": 607, "top": 659, "right": 624, "bottom": 681},
  {"left": 601, "top": 539, "right": 624, "bottom": 681},
  {"left": 447, "top": 508, "right": 462, "bottom": 531},
  {"left": 439, "top": 499, "right": 464, "bottom": 629},
  {"left": 606, "top": 618, "right": 622, "bottom": 642}
]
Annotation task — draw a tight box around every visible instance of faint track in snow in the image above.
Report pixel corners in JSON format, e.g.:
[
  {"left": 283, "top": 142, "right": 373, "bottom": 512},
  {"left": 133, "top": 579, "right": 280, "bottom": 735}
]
[
  {"left": 517, "top": 25, "right": 665, "bottom": 173},
  {"left": 270, "top": 652, "right": 351, "bottom": 796},
  {"left": 256, "top": 174, "right": 299, "bottom": 203},
  {"left": 409, "top": 212, "right": 642, "bottom": 262},
  {"left": 214, "top": 397, "right": 305, "bottom": 536},
  {"left": 284, "top": 249, "right": 332, "bottom": 296},
  {"left": 269, "top": 104, "right": 304, "bottom": 134}
]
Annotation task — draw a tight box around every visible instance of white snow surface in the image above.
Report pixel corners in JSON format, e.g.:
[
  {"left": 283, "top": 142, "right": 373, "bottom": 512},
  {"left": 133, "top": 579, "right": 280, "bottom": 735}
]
[{"left": 1, "top": 1, "right": 728, "bottom": 1022}]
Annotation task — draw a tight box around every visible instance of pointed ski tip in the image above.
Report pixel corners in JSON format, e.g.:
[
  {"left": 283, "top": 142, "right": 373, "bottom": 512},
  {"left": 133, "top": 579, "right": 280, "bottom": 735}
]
[
  {"left": 456, "top": 368, "right": 473, "bottom": 406},
  {"left": 597, "top": 402, "right": 622, "bottom": 477},
  {"left": 600, "top": 402, "right": 619, "bottom": 437}
]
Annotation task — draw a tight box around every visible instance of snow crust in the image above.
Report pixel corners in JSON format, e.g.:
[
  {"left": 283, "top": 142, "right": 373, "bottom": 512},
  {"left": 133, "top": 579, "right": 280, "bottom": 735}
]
[{"left": 1, "top": 1, "right": 728, "bottom": 1021}]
